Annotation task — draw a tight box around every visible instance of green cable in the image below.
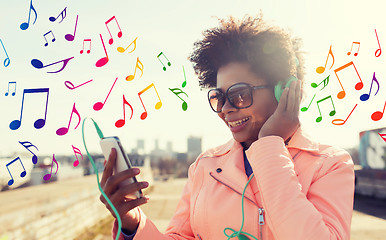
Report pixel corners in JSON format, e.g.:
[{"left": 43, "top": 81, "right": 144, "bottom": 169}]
[
  {"left": 81, "top": 117, "right": 122, "bottom": 240},
  {"left": 223, "top": 173, "right": 259, "bottom": 240}
]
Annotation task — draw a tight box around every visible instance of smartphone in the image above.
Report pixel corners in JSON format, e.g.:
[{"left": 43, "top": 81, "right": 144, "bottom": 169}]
[{"left": 100, "top": 136, "right": 143, "bottom": 199}]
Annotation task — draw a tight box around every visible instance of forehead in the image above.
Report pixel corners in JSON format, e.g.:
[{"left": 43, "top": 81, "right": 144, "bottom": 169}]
[{"left": 216, "top": 62, "right": 266, "bottom": 90}]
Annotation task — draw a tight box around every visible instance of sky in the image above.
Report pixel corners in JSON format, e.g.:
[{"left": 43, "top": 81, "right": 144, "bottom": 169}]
[{"left": 1, "top": 0, "right": 386, "bottom": 159}]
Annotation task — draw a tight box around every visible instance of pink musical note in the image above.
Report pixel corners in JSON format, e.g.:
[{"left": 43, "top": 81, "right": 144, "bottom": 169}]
[
  {"left": 72, "top": 145, "right": 83, "bottom": 167},
  {"left": 378, "top": 132, "right": 386, "bottom": 143},
  {"left": 138, "top": 83, "right": 162, "bottom": 120},
  {"left": 65, "top": 15, "right": 78, "bottom": 41},
  {"left": 169, "top": 88, "right": 188, "bottom": 111},
  {"left": 49, "top": 7, "right": 67, "bottom": 23},
  {"left": 65, "top": 79, "right": 93, "bottom": 90},
  {"left": 80, "top": 39, "right": 91, "bottom": 54},
  {"left": 334, "top": 61, "right": 363, "bottom": 99},
  {"left": 332, "top": 104, "right": 358, "bottom": 125},
  {"left": 19, "top": 141, "right": 38, "bottom": 164},
  {"left": 43, "top": 154, "right": 59, "bottom": 181},
  {"left": 93, "top": 77, "right": 118, "bottom": 111},
  {"left": 6, "top": 157, "right": 27, "bottom": 186},
  {"left": 105, "top": 16, "right": 122, "bottom": 45},
  {"left": 20, "top": 0, "right": 37, "bottom": 30},
  {"left": 360, "top": 72, "right": 380, "bottom": 101},
  {"left": 95, "top": 34, "right": 109, "bottom": 67},
  {"left": 375, "top": 29, "right": 382, "bottom": 57},
  {"left": 371, "top": 100, "right": 386, "bottom": 121},
  {"left": 31, "top": 57, "right": 74, "bottom": 74},
  {"left": 347, "top": 42, "right": 360, "bottom": 56},
  {"left": 316, "top": 45, "right": 334, "bottom": 74},
  {"left": 126, "top": 57, "right": 144, "bottom": 81},
  {"left": 117, "top": 37, "right": 137, "bottom": 53},
  {"left": 43, "top": 30, "right": 56, "bottom": 47},
  {"left": 115, "top": 95, "right": 134, "bottom": 128},
  {"left": 56, "top": 103, "right": 81, "bottom": 136}
]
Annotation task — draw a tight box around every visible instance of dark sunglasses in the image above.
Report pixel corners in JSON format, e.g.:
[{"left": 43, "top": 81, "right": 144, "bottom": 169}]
[{"left": 208, "top": 82, "right": 269, "bottom": 113}]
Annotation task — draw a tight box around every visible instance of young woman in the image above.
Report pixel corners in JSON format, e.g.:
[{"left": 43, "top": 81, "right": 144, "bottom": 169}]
[{"left": 100, "top": 15, "right": 355, "bottom": 240}]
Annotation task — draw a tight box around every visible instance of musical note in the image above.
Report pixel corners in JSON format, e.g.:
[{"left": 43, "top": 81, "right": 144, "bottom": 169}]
[
  {"left": 347, "top": 42, "right": 360, "bottom": 56},
  {"left": 332, "top": 104, "right": 357, "bottom": 125},
  {"left": 375, "top": 29, "right": 382, "bottom": 57},
  {"left": 56, "top": 103, "right": 81, "bottom": 136},
  {"left": 19, "top": 141, "right": 38, "bottom": 164},
  {"left": 117, "top": 37, "right": 137, "bottom": 53},
  {"left": 5, "top": 81, "right": 16, "bottom": 96},
  {"left": 126, "top": 57, "right": 144, "bottom": 81},
  {"left": 43, "top": 154, "right": 59, "bottom": 181},
  {"left": 169, "top": 88, "right": 188, "bottom": 111},
  {"left": 115, "top": 95, "right": 133, "bottom": 128},
  {"left": 334, "top": 61, "right": 363, "bottom": 99},
  {"left": 105, "top": 16, "right": 122, "bottom": 45},
  {"left": 157, "top": 52, "right": 171, "bottom": 71},
  {"left": 360, "top": 72, "right": 379, "bottom": 101},
  {"left": 182, "top": 65, "right": 187, "bottom": 88},
  {"left": 93, "top": 77, "right": 118, "bottom": 111},
  {"left": 20, "top": 0, "right": 37, "bottom": 30},
  {"left": 6, "top": 157, "right": 26, "bottom": 186},
  {"left": 316, "top": 45, "right": 334, "bottom": 74},
  {"left": 371, "top": 101, "right": 386, "bottom": 121},
  {"left": 80, "top": 39, "right": 91, "bottom": 54},
  {"left": 31, "top": 57, "right": 74, "bottom": 74},
  {"left": 65, "top": 79, "right": 93, "bottom": 90},
  {"left": 315, "top": 95, "right": 336, "bottom": 122},
  {"left": 378, "top": 133, "right": 386, "bottom": 143},
  {"left": 95, "top": 34, "right": 109, "bottom": 67},
  {"left": 43, "top": 31, "right": 56, "bottom": 47},
  {"left": 71, "top": 145, "right": 83, "bottom": 167},
  {"left": 0, "top": 39, "right": 10, "bottom": 67},
  {"left": 49, "top": 7, "right": 67, "bottom": 23},
  {"left": 65, "top": 15, "right": 78, "bottom": 41},
  {"left": 138, "top": 83, "right": 162, "bottom": 120},
  {"left": 311, "top": 75, "right": 329, "bottom": 90},
  {"left": 300, "top": 94, "right": 316, "bottom": 112},
  {"left": 9, "top": 88, "right": 49, "bottom": 130}
]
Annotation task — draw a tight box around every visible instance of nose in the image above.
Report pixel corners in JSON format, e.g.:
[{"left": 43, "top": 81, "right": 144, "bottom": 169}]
[{"left": 220, "top": 97, "right": 237, "bottom": 114}]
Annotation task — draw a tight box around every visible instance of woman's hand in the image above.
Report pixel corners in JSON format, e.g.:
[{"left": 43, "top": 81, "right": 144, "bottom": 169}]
[
  {"left": 99, "top": 148, "right": 149, "bottom": 233},
  {"left": 258, "top": 80, "right": 301, "bottom": 141}
]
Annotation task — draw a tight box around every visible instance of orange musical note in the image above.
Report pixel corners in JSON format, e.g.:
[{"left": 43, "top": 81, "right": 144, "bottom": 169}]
[
  {"left": 375, "top": 29, "right": 382, "bottom": 57},
  {"left": 96, "top": 34, "right": 109, "bottom": 67},
  {"left": 360, "top": 72, "right": 379, "bottom": 101},
  {"left": 315, "top": 95, "right": 336, "bottom": 122},
  {"left": 332, "top": 104, "right": 357, "bottom": 125},
  {"left": 333, "top": 61, "right": 363, "bottom": 99},
  {"left": 316, "top": 45, "right": 334, "bottom": 74},
  {"left": 311, "top": 75, "right": 329, "bottom": 90},
  {"left": 347, "top": 42, "right": 360, "bottom": 56},
  {"left": 157, "top": 52, "right": 171, "bottom": 71},
  {"left": 300, "top": 94, "right": 316, "bottom": 112},
  {"left": 126, "top": 57, "right": 144, "bottom": 81},
  {"left": 6, "top": 157, "right": 27, "bottom": 186},
  {"left": 43, "top": 154, "right": 59, "bottom": 181},
  {"left": 115, "top": 95, "right": 134, "bottom": 128},
  {"left": 56, "top": 103, "right": 81, "bottom": 136},
  {"left": 169, "top": 88, "right": 188, "bottom": 111},
  {"left": 105, "top": 16, "right": 122, "bottom": 45},
  {"left": 80, "top": 39, "right": 91, "bottom": 54},
  {"left": 117, "top": 37, "right": 137, "bottom": 53},
  {"left": 138, "top": 83, "right": 162, "bottom": 120},
  {"left": 93, "top": 77, "right": 118, "bottom": 111},
  {"left": 71, "top": 145, "right": 83, "bottom": 167},
  {"left": 371, "top": 100, "right": 386, "bottom": 121}
]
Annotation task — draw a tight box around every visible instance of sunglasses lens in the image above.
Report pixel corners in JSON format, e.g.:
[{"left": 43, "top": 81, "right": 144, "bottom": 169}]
[
  {"left": 228, "top": 85, "right": 251, "bottom": 108},
  {"left": 208, "top": 90, "right": 224, "bottom": 112}
]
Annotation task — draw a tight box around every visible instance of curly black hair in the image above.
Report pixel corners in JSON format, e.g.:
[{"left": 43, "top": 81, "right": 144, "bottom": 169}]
[{"left": 189, "top": 15, "right": 305, "bottom": 90}]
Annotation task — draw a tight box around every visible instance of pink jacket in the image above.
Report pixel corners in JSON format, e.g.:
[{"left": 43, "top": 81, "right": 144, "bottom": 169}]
[{"left": 113, "top": 127, "right": 355, "bottom": 239}]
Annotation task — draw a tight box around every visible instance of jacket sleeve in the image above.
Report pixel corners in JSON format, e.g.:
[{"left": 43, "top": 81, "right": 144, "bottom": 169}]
[
  {"left": 112, "top": 160, "right": 199, "bottom": 240},
  {"left": 246, "top": 136, "right": 355, "bottom": 240}
]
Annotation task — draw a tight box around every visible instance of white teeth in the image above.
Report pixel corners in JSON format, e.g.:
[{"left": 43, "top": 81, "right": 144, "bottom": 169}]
[{"left": 228, "top": 117, "right": 249, "bottom": 127}]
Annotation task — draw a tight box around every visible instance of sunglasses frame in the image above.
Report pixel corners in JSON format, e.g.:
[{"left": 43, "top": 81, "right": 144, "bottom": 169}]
[{"left": 208, "top": 82, "right": 270, "bottom": 113}]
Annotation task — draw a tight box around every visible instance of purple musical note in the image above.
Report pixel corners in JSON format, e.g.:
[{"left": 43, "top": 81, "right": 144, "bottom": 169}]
[
  {"left": 31, "top": 57, "right": 74, "bottom": 73},
  {"left": 49, "top": 7, "right": 67, "bottom": 23},
  {"left": 65, "top": 15, "right": 78, "bottom": 41}
]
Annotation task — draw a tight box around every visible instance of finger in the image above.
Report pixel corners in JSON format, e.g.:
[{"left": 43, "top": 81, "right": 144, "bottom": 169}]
[
  {"left": 100, "top": 148, "right": 117, "bottom": 187},
  {"left": 294, "top": 80, "right": 302, "bottom": 116},
  {"left": 286, "top": 80, "right": 297, "bottom": 112},
  {"left": 103, "top": 168, "right": 141, "bottom": 197},
  {"left": 277, "top": 88, "right": 289, "bottom": 113},
  {"left": 117, "top": 181, "right": 149, "bottom": 199},
  {"left": 120, "top": 196, "right": 149, "bottom": 214}
]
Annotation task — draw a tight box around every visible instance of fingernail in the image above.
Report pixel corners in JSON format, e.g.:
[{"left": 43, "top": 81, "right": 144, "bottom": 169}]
[
  {"left": 133, "top": 168, "right": 140, "bottom": 174},
  {"left": 142, "top": 182, "right": 149, "bottom": 187}
]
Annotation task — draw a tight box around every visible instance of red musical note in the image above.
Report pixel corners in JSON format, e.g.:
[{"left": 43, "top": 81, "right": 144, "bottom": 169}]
[
  {"left": 378, "top": 133, "right": 386, "bottom": 143},
  {"left": 56, "top": 103, "right": 81, "bottom": 136},
  {"left": 80, "top": 39, "right": 91, "bottom": 54},
  {"left": 333, "top": 61, "right": 363, "bottom": 99},
  {"left": 71, "top": 145, "right": 83, "bottom": 167},
  {"left": 93, "top": 77, "right": 118, "bottom": 111},
  {"left": 315, "top": 95, "right": 336, "bottom": 123},
  {"left": 115, "top": 95, "right": 134, "bottom": 128},
  {"left": 6, "top": 157, "right": 27, "bottom": 186},
  {"left": 360, "top": 72, "right": 380, "bottom": 101},
  {"left": 138, "top": 83, "right": 162, "bottom": 120},
  {"left": 117, "top": 37, "right": 137, "bottom": 53},
  {"left": 169, "top": 88, "right": 188, "bottom": 111},
  {"left": 311, "top": 75, "right": 329, "bottom": 90},
  {"left": 371, "top": 100, "right": 386, "bottom": 121},
  {"left": 65, "top": 15, "right": 78, "bottom": 41},
  {"left": 43, "top": 31, "right": 56, "bottom": 47},
  {"left": 31, "top": 57, "right": 74, "bottom": 74},
  {"left": 105, "top": 16, "right": 122, "bottom": 45},
  {"left": 96, "top": 34, "right": 109, "bottom": 67},
  {"left": 20, "top": 0, "right": 37, "bottom": 30},
  {"left": 19, "top": 141, "right": 38, "bottom": 164},
  {"left": 332, "top": 104, "right": 358, "bottom": 125},
  {"left": 126, "top": 57, "right": 144, "bottom": 81},
  {"left": 43, "top": 154, "right": 59, "bottom": 181},
  {"left": 65, "top": 79, "right": 93, "bottom": 90},
  {"left": 49, "top": 7, "right": 67, "bottom": 23},
  {"left": 347, "top": 42, "right": 360, "bottom": 56},
  {"left": 316, "top": 45, "right": 334, "bottom": 74},
  {"left": 375, "top": 29, "right": 382, "bottom": 57}
]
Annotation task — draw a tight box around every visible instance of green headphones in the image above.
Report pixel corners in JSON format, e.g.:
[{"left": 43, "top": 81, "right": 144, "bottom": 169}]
[{"left": 274, "top": 76, "right": 298, "bottom": 102}]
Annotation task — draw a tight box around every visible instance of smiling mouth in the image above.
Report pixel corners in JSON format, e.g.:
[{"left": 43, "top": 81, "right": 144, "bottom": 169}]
[{"left": 228, "top": 117, "right": 250, "bottom": 128}]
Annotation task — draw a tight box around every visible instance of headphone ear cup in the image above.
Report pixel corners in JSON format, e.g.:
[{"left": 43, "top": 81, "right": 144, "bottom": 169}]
[{"left": 274, "top": 76, "right": 298, "bottom": 102}]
